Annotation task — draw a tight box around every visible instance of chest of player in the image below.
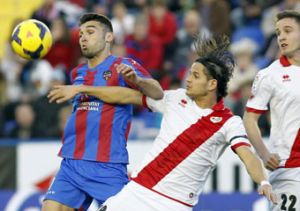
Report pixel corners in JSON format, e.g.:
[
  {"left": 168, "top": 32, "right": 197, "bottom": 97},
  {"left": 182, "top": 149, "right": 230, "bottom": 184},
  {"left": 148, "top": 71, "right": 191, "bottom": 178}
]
[
  {"left": 272, "top": 68, "right": 300, "bottom": 103},
  {"left": 162, "top": 98, "right": 226, "bottom": 139},
  {"left": 73, "top": 69, "right": 120, "bottom": 86}
]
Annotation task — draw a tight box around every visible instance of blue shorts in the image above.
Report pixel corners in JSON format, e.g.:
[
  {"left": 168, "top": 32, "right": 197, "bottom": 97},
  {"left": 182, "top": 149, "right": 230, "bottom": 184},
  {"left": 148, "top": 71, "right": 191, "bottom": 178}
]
[{"left": 44, "top": 158, "right": 128, "bottom": 209}]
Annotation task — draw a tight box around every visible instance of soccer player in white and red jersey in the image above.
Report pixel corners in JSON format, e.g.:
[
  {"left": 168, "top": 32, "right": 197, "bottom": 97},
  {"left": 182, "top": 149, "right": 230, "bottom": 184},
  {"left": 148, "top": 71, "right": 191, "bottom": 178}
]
[
  {"left": 243, "top": 10, "right": 300, "bottom": 211},
  {"left": 49, "top": 35, "right": 277, "bottom": 211}
]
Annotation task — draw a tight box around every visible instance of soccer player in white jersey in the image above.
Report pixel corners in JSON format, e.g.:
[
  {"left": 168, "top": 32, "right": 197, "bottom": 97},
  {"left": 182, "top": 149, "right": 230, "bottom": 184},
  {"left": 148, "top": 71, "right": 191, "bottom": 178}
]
[
  {"left": 243, "top": 10, "right": 300, "bottom": 211},
  {"left": 48, "top": 35, "right": 277, "bottom": 211}
]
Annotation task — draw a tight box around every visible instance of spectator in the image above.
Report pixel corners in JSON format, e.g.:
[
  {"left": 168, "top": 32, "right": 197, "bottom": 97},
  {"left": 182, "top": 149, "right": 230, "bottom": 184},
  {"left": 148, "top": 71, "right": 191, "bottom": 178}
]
[
  {"left": 7, "top": 103, "right": 36, "bottom": 140},
  {"left": 111, "top": 1, "right": 135, "bottom": 44},
  {"left": 148, "top": 0, "right": 177, "bottom": 60},
  {"left": 228, "top": 38, "right": 259, "bottom": 95},
  {"left": 44, "top": 16, "right": 74, "bottom": 72},
  {"left": 198, "top": 0, "right": 231, "bottom": 36},
  {"left": 125, "top": 14, "right": 163, "bottom": 74},
  {"left": 173, "top": 10, "right": 210, "bottom": 78},
  {"left": 33, "top": 70, "right": 68, "bottom": 138}
]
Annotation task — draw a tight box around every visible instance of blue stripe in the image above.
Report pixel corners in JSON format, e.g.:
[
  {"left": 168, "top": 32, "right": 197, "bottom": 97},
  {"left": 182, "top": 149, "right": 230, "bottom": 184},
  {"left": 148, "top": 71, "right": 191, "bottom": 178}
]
[
  {"left": 61, "top": 113, "right": 77, "bottom": 156},
  {"left": 110, "top": 105, "right": 132, "bottom": 162}
]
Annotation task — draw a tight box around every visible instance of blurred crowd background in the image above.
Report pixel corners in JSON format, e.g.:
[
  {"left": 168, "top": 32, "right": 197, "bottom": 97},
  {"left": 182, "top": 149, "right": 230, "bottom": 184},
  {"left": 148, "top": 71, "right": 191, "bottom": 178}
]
[{"left": 1, "top": 0, "right": 299, "bottom": 141}]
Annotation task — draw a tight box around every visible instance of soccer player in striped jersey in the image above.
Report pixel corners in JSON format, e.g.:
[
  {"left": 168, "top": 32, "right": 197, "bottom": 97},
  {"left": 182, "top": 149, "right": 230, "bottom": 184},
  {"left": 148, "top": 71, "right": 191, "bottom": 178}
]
[
  {"left": 49, "top": 35, "right": 277, "bottom": 211},
  {"left": 244, "top": 10, "right": 300, "bottom": 210},
  {"left": 42, "top": 13, "right": 163, "bottom": 211}
]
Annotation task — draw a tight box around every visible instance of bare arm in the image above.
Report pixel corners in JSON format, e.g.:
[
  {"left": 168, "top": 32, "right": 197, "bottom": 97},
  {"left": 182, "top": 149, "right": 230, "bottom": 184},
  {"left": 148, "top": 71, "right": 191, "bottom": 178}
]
[
  {"left": 48, "top": 85, "right": 143, "bottom": 106},
  {"left": 243, "top": 111, "right": 280, "bottom": 170},
  {"left": 235, "top": 146, "right": 277, "bottom": 204},
  {"left": 116, "top": 63, "right": 163, "bottom": 100}
]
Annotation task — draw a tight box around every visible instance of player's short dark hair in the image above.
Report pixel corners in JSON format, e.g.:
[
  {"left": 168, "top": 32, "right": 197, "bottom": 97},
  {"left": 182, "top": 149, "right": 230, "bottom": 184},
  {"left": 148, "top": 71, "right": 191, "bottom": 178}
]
[
  {"left": 194, "top": 35, "right": 234, "bottom": 101},
  {"left": 276, "top": 10, "right": 300, "bottom": 24},
  {"left": 79, "top": 13, "right": 113, "bottom": 32}
]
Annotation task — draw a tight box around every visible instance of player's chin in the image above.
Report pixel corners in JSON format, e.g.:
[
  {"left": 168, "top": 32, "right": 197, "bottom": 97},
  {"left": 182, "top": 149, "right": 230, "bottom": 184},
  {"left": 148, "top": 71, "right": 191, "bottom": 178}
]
[{"left": 186, "top": 90, "right": 193, "bottom": 97}]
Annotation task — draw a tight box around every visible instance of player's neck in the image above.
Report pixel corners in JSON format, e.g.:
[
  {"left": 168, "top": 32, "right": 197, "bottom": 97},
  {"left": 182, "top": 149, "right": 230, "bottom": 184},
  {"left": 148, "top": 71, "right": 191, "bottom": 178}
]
[
  {"left": 286, "top": 51, "right": 300, "bottom": 66},
  {"left": 88, "top": 50, "right": 111, "bottom": 68},
  {"left": 194, "top": 95, "right": 217, "bottom": 109}
]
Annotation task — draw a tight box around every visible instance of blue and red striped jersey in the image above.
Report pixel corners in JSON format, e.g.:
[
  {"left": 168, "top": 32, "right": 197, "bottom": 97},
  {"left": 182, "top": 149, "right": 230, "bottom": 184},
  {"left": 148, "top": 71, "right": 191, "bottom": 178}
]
[{"left": 59, "top": 55, "right": 151, "bottom": 163}]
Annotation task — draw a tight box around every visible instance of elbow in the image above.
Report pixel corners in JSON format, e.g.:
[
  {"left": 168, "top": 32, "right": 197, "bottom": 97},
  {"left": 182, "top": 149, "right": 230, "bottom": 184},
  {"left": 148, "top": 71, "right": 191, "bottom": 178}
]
[
  {"left": 151, "top": 81, "right": 164, "bottom": 100},
  {"left": 151, "top": 90, "right": 164, "bottom": 100}
]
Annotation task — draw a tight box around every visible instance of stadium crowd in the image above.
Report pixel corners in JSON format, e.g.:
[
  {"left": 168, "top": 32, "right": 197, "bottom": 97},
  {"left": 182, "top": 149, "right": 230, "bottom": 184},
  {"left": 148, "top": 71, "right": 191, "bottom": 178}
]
[{"left": 1, "top": 0, "right": 299, "bottom": 140}]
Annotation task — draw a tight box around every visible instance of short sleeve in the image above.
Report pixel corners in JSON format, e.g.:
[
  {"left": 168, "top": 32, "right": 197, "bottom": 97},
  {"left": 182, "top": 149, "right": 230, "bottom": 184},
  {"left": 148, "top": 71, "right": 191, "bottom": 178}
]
[
  {"left": 121, "top": 58, "right": 152, "bottom": 89},
  {"left": 224, "top": 116, "right": 252, "bottom": 152},
  {"left": 246, "top": 70, "right": 273, "bottom": 113},
  {"left": 144, "top": 90, "right": 178, "bottom": 113}
]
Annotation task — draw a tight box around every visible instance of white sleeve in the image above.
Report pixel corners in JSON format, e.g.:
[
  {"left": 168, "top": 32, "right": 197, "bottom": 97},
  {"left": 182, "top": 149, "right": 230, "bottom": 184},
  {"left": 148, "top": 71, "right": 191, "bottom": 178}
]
[
  {"left": 224, "top": 116, "right": 252, "bottom": 152},
  {"left": 246, "top": 70, "right": 273, "bottom": 111},
  {"left": 144, "top": 90, "right": 179, "bottom": 113}
]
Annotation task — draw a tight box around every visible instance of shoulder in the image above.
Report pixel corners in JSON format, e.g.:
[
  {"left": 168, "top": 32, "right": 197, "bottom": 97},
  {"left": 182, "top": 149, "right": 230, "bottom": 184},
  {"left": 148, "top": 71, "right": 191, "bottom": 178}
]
[
  {"left": 259, "top": 59, "right": 284, "bottom": 75},
  {"left": 164, "top": 88, "right": 186, "bottom": 98},
  {"left": 224, "top": 115, "right": 245, "bottom": 130}
]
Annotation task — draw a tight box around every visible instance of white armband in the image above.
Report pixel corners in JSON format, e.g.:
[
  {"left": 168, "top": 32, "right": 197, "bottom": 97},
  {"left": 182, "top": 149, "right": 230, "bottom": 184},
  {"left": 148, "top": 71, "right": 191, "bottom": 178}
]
[{"left": 260, "top": 180, "right": 270, "bottom": 186}]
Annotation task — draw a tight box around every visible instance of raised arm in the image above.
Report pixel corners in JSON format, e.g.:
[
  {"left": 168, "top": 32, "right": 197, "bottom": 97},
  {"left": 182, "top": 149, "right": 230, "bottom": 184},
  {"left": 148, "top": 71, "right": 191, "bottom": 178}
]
[
  {"left": 243, "top": 111, "right": 280, "bottom": 171},
  {"left": 48, "top": 85, "right": 143, "bottom": 105},
  {"left": 235, "top": 146, "right": 277, "bottom": 204},
  {"left": 116, "top": 63, "right": 163, "bottom": 100}
]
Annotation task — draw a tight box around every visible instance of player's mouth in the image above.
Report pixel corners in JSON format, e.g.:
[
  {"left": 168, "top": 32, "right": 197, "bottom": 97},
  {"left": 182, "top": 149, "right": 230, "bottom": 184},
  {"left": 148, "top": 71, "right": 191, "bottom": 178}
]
[{"left": 281, "top": 43, "right": 288, "bottom": 48}]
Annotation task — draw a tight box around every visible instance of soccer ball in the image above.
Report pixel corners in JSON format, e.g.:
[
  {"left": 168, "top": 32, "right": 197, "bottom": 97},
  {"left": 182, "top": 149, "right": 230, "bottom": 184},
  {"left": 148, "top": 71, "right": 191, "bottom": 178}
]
[{"left": 11, "top": 19, "right": 53, "bottom": 60}]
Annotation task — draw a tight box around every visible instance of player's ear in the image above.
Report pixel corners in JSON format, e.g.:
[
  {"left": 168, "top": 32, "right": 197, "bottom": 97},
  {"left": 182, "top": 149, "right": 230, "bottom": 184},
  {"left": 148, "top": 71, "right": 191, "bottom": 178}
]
[
  {"left": 105, "top": 32, "right": 114, "bottom": 43},
  {"left": 208, "top": 79, "right": 217, "bottom": 91}
]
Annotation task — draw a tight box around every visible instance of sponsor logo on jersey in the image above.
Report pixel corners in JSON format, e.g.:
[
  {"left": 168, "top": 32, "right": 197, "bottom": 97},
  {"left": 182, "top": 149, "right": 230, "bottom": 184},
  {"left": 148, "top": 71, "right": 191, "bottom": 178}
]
[
  {"left": 178, "top": 99, "right": 188, "bottom": 107},
  {"left": 210, "top": 116, "right": 222, "bottom": 123},
  {"left": 103, "top": 70, "right": 112, "bottom": 80},
  {"left": 282, "top": 74, "right": 291, "bottom": 82}
]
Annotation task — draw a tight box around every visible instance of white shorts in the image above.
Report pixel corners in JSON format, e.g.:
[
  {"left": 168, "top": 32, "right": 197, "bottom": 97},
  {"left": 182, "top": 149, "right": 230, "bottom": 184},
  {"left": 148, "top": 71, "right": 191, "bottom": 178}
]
[
  {"left": 270, "top": 179, "right": 300, "bottom": 211},
  {"left": 100, "top": 181, "right": 193, "bottom": 211}
]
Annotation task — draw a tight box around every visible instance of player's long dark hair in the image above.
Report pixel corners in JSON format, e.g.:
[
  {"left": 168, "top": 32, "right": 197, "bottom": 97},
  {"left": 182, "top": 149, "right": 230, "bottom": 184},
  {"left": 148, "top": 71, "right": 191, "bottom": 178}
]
[{"left": 194, "top": 35, "right": 234, "bottom": 101}]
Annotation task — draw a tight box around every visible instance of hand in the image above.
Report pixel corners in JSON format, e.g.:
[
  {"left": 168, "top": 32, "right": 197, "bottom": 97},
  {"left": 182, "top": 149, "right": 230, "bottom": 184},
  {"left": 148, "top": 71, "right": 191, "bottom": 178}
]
[
  {"left": 48, "top": 85, "right": 80, "bottom": 103},
  {"left": 258, "top": 183, "right": 277, "bottom": 205},
  {"left": 116, "top": 63, "right": 141, "bottom": 85},
  {"left": 262, "top": 153, "right": 280, "bottom": 171}
]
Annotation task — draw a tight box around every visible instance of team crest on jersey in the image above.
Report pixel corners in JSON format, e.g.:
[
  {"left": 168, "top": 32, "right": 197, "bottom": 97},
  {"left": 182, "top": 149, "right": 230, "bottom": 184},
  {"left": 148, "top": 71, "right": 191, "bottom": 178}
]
[
  {"left": 250, "top": 73, "right": 260, "bottom": 97},
  {"left": 103, "top": 70, "right": 112, "bottom": 80},
  {"left": 210, "top": 116, "right": 222, "bottom": 123}
]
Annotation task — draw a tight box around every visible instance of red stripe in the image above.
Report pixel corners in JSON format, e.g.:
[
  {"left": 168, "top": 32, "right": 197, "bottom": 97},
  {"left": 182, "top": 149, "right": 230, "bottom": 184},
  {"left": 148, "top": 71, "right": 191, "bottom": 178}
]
[
  {"left": 97, "top": 58, "right": 122, "bottom": 161},
  {"left": 133, "top": 181, "right": 193, "bottom": 207},
  {"left": 70, "top": 64, "right": 84, "bottom": 83},
  {"left": 246, "top": 107, "right": 267, "bottom": 114},
  {"left": 127, "top": 58, "right": 151, "bottom": 77},
  {"left": 231, "top": 142, "right": 251, "bottom": 152},
  {"left": 125, "top": 121, "right": 131, "bottom": 141},
  {"left": 142, "top": 95, "right": 148, "bottom": 108},
  {"left": 74, "top": 110, "right": 88, "bottom": 159},
  {"left": 285, "top": 129, "right": 300, "bottom": 168},
  {"left": 133, "top": 109, "right": 233, "bottom": 188},
  {"left": 74, "top": 70, "right": 97, "bottom": 159}
]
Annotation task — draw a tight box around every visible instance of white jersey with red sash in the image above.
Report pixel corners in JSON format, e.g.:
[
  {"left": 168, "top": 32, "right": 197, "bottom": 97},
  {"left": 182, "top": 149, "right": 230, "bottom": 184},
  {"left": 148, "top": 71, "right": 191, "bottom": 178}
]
[
  {"left": 131, "top": 89, "right": 250, "bottom": 206},
  {"left": 246, "top": 56, "right": 300, "bottom": 182}
]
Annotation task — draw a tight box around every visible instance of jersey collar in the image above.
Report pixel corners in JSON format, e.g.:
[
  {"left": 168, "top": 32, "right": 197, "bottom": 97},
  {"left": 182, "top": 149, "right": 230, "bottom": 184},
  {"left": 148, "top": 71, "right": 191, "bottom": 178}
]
[
  {"left": 279, "top": 55, "right": 291, "bottom": 67},
  {"left": 212, "top": 99, "right": 225, "bottom": 111}
]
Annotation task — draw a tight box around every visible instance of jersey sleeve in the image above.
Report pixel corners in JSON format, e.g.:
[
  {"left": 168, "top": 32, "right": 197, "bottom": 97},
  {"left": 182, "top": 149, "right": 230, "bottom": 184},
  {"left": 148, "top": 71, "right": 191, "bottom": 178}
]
[
  {"left": 143, "top": 90, "right": 176, "bottom": 113},
  {"left": 224, "top": 116, "right": 252, "bottom": 152},
  {"left": 122, "top": 58, "right": 152, "bottom": 89},
  {"left": 246, "top": 70, "right": 273, "bottom": 113}
]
